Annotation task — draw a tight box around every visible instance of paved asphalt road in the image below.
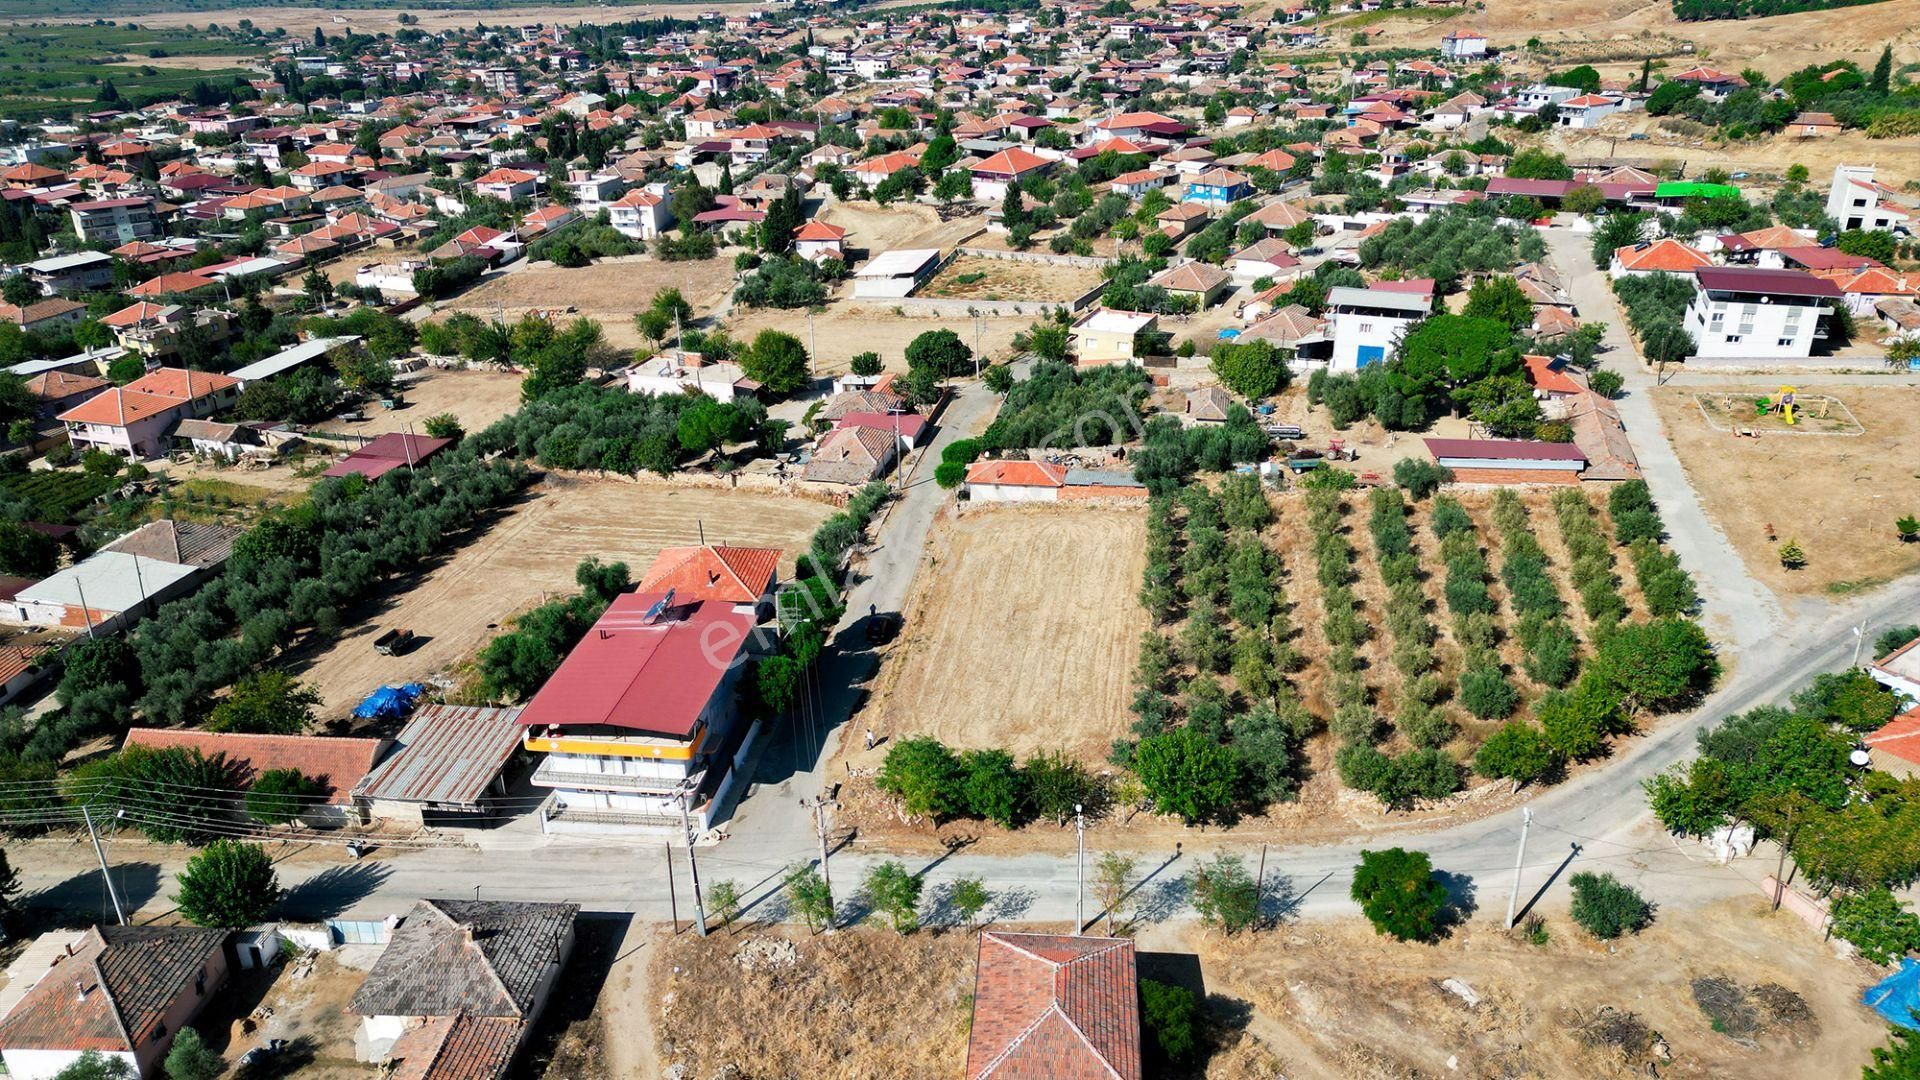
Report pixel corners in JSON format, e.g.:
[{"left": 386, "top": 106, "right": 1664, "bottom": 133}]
[{"left": 21, "top": 241, "right": 1920, "bottom": 934}]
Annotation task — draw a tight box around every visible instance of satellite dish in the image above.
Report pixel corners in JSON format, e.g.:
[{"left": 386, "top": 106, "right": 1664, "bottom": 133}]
[{"left": 1851, "top": 749, "right": 1873, "bottom": 768}]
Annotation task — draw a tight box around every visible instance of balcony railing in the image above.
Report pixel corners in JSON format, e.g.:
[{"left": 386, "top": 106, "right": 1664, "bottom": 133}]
[
  {"left": 545, "top": 802, "right": 680, "bottom": 828},
  {"left": 531, "top": 760, "right": 701, "bottom": 795}
]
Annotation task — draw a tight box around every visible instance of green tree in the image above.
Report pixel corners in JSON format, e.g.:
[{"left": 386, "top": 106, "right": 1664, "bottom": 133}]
[
  {"left": 707, "top": 879, "right": 742, "bottom": 930},
  {"left": 1133, "top": 727, "right": 1240, "bottom": 825},
  {"left": 1644, "top": 757, "right": 1744, "bottom": 837},
  {"left": 1461, "top": 276, "right": 1534, "bottom": 330},
  {"left": 850, "top": 350, "right": 884, "bottom": 377},
  {"left": 1188, "top": 852, "right": 1260, "bottom": 932},
  {"left": 1567, "top": 871, "right": 1652, "bottom": 939},
  {"left": 1139, "top": 978, "right": 1199, "bottom": 1064},
  {"left": 1870, "top": 45, "right": 1893, "bottom": 97},
  {"left": 207, "top": 671, "right": 321, "bottom": 734},
  {"left": 422, "top": 412, "right": 465, "bottom": 441},
  {"left": 1832, "top": 887, "right": 1920, "bottom": 965},
  {"left": 862, "top": 859, "right": 923, "bottom": 932},
  {"left": 1586, "top": 617, "right": 1717, "bottom": 715},
  {"left": 783, "top": 864, "right": 835, "bottom": 932},
  {"left": 1209, "top": 339, "right": 1290, "bottom": 400},
  {"left": 173, "top": 840, "right": 281, "bottom": 928},
  {"left": 1093, "top": 851, "right": 1136, "bottom": 932},
  {"left": 741, "top": 329, "right": 810, "bottom": 395},
  {"left": 1864, "top": 1027, "right": 1920, "bottom": 1080},
  {"left": 162, "top": 1028, "right": 224, "bottom": 1080},
  {"left": 0, "top": 848, "right": 19, "bottom": 922},
  {"left": 959, "top": 748, "right": 1024, "bottom": 827},
  {"left": 1393, "top": 458, "right": 1451, "bottom": 500},
  {"left": 244, "top": 768, "right": 324, "bottom": 825},
  {"left": 949, "top": 874, "right": 991, "bottom": 930},
  {"left": 904, "top": 328, "right": 973, "bottom": 378},
  {"left": 0, "top": 520, "right": 58, "bottom": 577},
  {"left": 876, "top": 736, "right": 965, "bottom": 819},
  {"left": 51, "top": 1053, "right": 133, "bottom": 1080},
  {"left": 1351, "top": 847, "right": 1449, "bottom": 941}
]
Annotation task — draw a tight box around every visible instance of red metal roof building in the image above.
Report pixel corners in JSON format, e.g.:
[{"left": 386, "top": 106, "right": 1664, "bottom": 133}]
[
  {"left": 1424, "top": 437, "right": 1588, "bottom": 486},
  {"left": 965, "top": 932, "right": 1141, "bottom": 1080},
  {"left": 322, "top": 432, "right": 454, "bottom": 479}
]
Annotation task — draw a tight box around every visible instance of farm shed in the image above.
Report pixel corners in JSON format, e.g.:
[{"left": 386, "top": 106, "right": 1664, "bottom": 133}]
[
  {"left": 1423, "top": 437, "right": 1588, "bottom": 485},
  {"left": 353, "top": 704, "right": 525, "bottom": 827},
  {"left": 853, "top": 248, "right": 941, "bottom": 299},
  {"left": 3, "top": 552, "right": 202, "bottom": 635},
  {"left": 227, "top": 334, "right": 361, "bottom": 390},
  {"left": 322, "top": 432, "right": 453, "bottom": 480}
]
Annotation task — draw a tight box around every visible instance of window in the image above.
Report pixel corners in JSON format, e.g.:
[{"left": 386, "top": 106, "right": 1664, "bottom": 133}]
[
  {"left": 154, "top": 1022, "right": 168, "bottom": 1042},
  {"left": 1359, "top": 322, "right": 1373, "bottom": 333},
  {"left": 1777, "top": 337, "right": 1794, "bottom": 347},
  {"left": 1724, "top": 334, "right": 1742, "bottom": 343}
]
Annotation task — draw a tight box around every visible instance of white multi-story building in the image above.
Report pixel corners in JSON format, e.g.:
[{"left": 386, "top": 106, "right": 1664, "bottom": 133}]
[
  {"left": 1683, "top": 267, "right": 1841, "bottom": 359},
  {"left": 1827, "top": 165, "right": 1915, "bottom": 233},
  {"left": 1440, "top": 31, "right": 1487, "bottom": 60},
  {"left": 1326, "top": 286, "right": 1429, "bottom": 371}
]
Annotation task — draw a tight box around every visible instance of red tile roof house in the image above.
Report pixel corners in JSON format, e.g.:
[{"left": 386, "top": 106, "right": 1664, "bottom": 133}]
[
  {"left": 58, "top": 368, "right": 240, "bottom": 461},
  {"left": 517, "top": 551, "right": 774, "bottom": 833},
  {"left": 965, "top": 932, "right": 1141, "bottom": 1080},
  {"left": 122, "top": 728, "right": 391, "bottom": 826},
  {"left": 0, "top": 924, "right": 229, "bottom": 1080}
]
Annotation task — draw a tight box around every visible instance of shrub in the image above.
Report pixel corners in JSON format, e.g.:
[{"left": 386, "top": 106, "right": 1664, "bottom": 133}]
[
  {"left": 1188, "top": 852, "right": 1260, "bottom": 932},
  {"left": 875, "top": 737, "right": 964, "bottom": 819},
  {"left": 1831, "top": 887, "right": 1920, "bottom": 965},
  {"left": 1393, "top": 457, "right": 1452, "bottom": 499},
  {"left": 1139, "top": 979, "right": 1199, "bottom": 1064},
  {"left": 959, "top": 748, "right": 1024, "bottom": 827},
  {"left": 1133, "top": 727, "right": 1240, "bottom": 825},
  {"left": 1459, "top": 667, "right": 1518, "bottom": 720},
  {"left": 1351, "top": 847, "right": 1449, "bottom": 941},
  {"left": 861, "top": 860, "right": 924, "bottom": 933},
  {"left": 244, "top": 768, "right": 324, "bottom": 825},
  {"left": 1022, "top": 749, "right": 1096, "bottom": 824},
  {"left": 1568, "top": 871, "right": 1653, "bottom": 939},
  {"left": 1474, "top": 721, "right": 1563, "bottom": 784}
]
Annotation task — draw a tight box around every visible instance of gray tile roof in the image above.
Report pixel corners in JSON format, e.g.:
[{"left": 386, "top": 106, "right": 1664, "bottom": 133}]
[{"left": 351, "top": 900, "right": 578, "bottom": 1020}]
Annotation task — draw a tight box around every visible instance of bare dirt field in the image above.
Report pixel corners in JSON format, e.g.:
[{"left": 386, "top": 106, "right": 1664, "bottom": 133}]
[
  {"left": 435, "top": 257, "right": 737, "bottom": 352},
  {"left": 1358, "top": 0, "right": 1920, "bottom": 79},
  {"left": 1652, "top": 383, "right": 1920, "bottom": 596},
  {"left": 720, "top": 303, "right": 1032, "bottom": 374},
  {"left": 918, "top": 254, "right": 1104, "bottom": 303},
  {"left": 200, "top": 949, "right": 372, "bottom": 1080},
  {"left": 312, "top": 367, "right": 524, "bottom": 446},
  {"left": 820, "top": 200, "right": 985, "bottom": 254},
  {"left": 1193, "top": 897, "right": 1888, "bottom": 1079},
  {"left": 651, "top": 927, "right": 975, "bottom": 1080},
  {"left": 846, "top": 504, "right": 1148, "bottom": 763},
  {"left": 286, "top": 475, "right": 833, "bottom": 715}
]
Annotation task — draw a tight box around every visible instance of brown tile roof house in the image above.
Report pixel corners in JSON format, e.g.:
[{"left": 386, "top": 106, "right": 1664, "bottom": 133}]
[
  {"left": 102, "top": 519, "right": 242, "bottom": 568},
  {"left": 354, "top": 899, "right": 579, "bottom": 1080},
  {"left": 122, "top": 728, "right": 391, "bottom": 805},
  {"left": 965, "top": 932, "right": 1140, "bottom": 1080},
  {"left": 635, "top": 544, "right": 780, "bottom": 604},
  {"left": 803, "top": 424, "right": 898, "bottom": 486},
  {"left": 1148, "top": 259, "right": 1230, "bottom": 298},
  {"left": 0, "top": 925, "right": 228, "bottom": 1079}
]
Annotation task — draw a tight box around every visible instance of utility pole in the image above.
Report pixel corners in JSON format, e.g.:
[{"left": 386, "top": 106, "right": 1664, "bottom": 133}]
[
  {"left": 973, "top": 317, "right": 982, "bottom": 378},
  {"left": 1504, "top": 807, "right": 1533, "bottom": 930},
  {"left": 81, "top": 805, "right": 125, "bottom": 926},
  {"left": 675, "top": 786, "right": 708, "bottom": 937},
  {"left": 1074, "top": 803, "right": 1085, "bottom": 933},
  {"left": 664, "top": 842, "right": 679, "bottom": 932},
  {"left": 806, "top": 308, "right": 817, "bottom": 368},
  {"left": 1852, "top": 620, "right": 1871, "bottom": 668},
  {"left": 74, "top": 577, "right": 97, "bottom": 640},
  {"left": 1254, "top": 843, "right": 1268, "bottom": 928},
  {"left": 803, "top": 794, "right": 837, "bottom": 923}
]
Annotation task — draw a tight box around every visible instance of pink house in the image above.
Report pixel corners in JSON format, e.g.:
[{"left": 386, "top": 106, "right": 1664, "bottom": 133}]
[{"left": 59, "top": 367, "right": 239, "bottom": 460}]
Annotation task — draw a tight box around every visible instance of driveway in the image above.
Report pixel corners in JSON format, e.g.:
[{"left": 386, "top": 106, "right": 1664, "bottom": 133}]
[{"left": 1541, "top": 227, "right": 1788, "bottom": 651}]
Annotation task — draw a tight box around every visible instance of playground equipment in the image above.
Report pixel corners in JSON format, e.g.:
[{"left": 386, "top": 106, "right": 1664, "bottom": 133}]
[{"left": 1755, "top": 386, "right": 1799, "bottom": 425}]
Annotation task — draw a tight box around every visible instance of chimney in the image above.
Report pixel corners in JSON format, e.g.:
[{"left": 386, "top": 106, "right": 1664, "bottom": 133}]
[
  {"left": 460, "top": 924, "right": 475, "bottom": 944},
  {"left": 75, "top": 980, "right": 87, "bottom": 1002}
]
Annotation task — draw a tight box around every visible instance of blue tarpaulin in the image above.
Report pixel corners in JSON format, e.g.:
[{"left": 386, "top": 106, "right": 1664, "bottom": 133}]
[
  {"left": 352, "top": 683, "right": 424, "bottom": 721},
  {"left": 1864, "top": 958, "right": 1920, "bottom": 1029}
]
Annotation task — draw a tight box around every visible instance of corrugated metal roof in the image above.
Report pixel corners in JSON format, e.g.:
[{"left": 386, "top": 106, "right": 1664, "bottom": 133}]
[{"left": 353, "top": 704, "right": 523, "bottom": 808}]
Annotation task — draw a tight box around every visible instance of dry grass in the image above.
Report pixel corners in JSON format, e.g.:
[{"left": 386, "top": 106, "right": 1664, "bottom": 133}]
[
  {"left": 285, "top": 475, "right": 832, "bottom": 714},
  {"left": 651, "top": 927, "right": 974, "bottom": 1080},
  {"left": 846, "top": 504, "right": 1149, "bottom": 764},
  {"left": 434, "top": 256, "right": 737, "bottom": 351},
  {"left": 920, "top": 255, "right": 1103, "bottom": 303},
  {"left": 820, "top": 201, "right": 985, "bottom": 253},
  {"left": 1191, "top": 896, "right": 1885, "bottom": 1080},
  {"left": 313, "top": 368, "right": 525, "bottom": 445},
  {"left": 1652, "top": 382, "right": 1920, "bottom": 595},
  {"left": 720, "top": 301, "right": 1033, "bottom": 374}
]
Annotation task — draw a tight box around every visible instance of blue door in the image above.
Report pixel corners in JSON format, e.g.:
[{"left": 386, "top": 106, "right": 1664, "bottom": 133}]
[{"left": 1356, "top": 345, "right": 1385, "bottom": 367}]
